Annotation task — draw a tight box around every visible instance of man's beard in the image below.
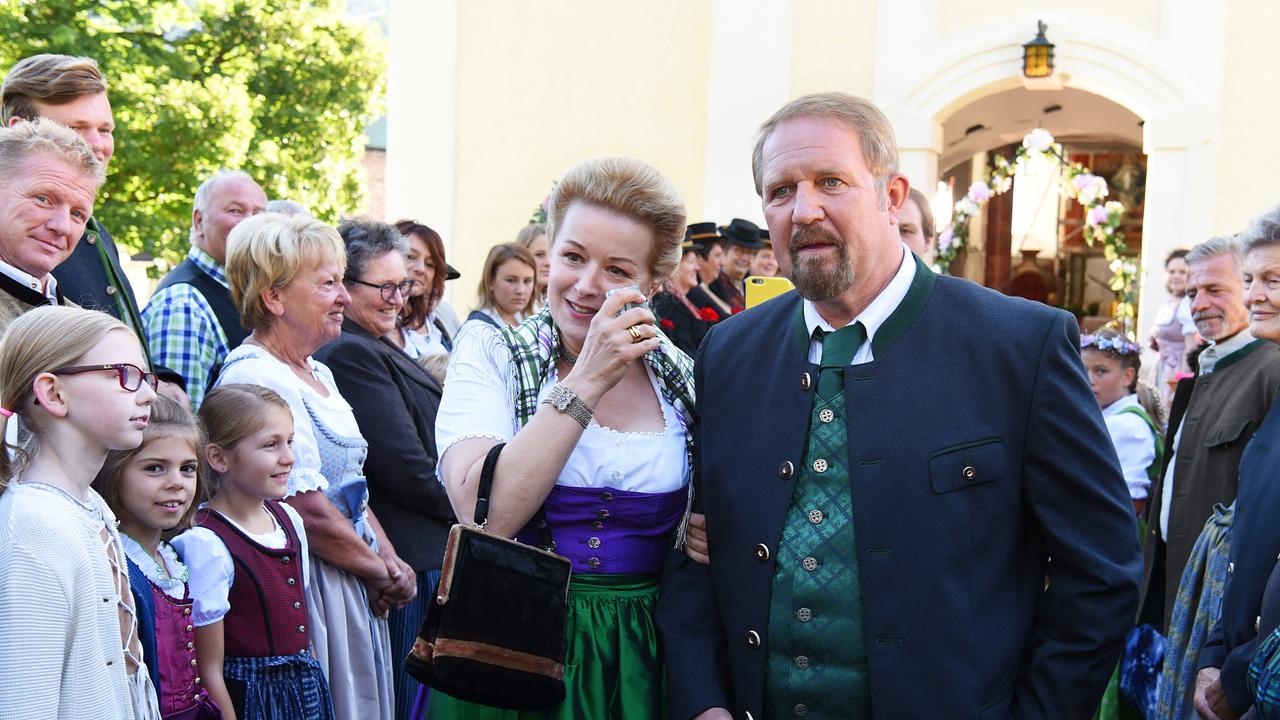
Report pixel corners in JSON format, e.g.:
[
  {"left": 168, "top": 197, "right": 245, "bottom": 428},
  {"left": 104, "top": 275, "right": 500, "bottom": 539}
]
[{"left": 788, "top": 225, "right": 854, "bottom": 301}]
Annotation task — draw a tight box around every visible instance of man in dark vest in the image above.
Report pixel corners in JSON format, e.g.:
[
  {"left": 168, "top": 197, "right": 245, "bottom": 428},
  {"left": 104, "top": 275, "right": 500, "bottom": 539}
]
[
  {"left": 142, "top": 169, "right": 266, "bottom": 406},
  {"left": 657, "top": 92, "right": 1141, "bottom": 719},
  {"left": 1139, "top": 237, "right": 1280, "bottom": 637}
]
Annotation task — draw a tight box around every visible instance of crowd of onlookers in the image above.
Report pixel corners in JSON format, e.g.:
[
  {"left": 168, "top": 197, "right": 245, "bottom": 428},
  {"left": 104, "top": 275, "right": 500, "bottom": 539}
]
[{"left": 3, "top": 49, "right": 1280, "bottom": 720}]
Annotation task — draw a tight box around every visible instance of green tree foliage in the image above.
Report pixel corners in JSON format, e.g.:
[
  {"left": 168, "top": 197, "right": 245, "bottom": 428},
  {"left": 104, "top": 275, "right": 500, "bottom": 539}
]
[{"left": 0, "top": 0, "right": 386, "bottom": 267}]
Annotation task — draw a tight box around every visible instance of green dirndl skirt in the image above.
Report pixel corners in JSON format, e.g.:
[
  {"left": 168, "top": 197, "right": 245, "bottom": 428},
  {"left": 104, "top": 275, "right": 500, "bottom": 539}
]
[{"left": 426, "top": 573, "right": 667, "bottom": 720}]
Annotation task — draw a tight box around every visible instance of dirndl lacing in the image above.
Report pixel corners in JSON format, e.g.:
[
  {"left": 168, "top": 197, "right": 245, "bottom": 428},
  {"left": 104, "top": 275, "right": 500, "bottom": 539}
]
[{"left": 100, "top": 516, "right": 163, "bottom": 720}]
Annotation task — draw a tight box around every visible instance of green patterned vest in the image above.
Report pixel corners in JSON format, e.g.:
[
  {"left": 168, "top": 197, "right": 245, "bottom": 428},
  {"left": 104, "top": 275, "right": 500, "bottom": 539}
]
[{"left": 764, "top": 388, "right": 871, "bottom": 719}]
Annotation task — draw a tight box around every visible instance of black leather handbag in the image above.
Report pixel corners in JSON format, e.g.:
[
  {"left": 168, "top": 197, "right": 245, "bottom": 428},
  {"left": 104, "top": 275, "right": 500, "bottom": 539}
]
[{"left": 405, "top": 443, "right": 572, "bottom": 710}]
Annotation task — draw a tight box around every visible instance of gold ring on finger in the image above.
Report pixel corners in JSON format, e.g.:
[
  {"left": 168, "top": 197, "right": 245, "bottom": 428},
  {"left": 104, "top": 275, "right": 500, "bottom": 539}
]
[{"left": 628, "top": 324, "right": 644, "bottom": 342}]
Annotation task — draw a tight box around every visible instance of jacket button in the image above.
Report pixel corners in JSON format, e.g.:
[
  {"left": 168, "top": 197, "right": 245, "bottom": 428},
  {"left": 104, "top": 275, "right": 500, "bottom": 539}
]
[
  {"left": 778, "top": 461, "right": 794, "bottom": 480},
  {"left": 1257, "top": 616, "right": 1262, "bottom": 633},
  {"left": 745, "top": 630, "right": 761, "bottom": 647},
  {"left": 1228, "top": 562, "right": 1235, "bottom": 576},
  {"left": 87, "top": 236, "right": 97, "bottom": 245},
  {"left": 745, "top": 713, "right": 755, "bottom": 720},
  {"left": 800, "top": 373, "right": 811, "bottom": 391},
  {"left": 962, "top": 466, "right": 976, "bottom": 480},
  {"left": 105, "top": 285, "right": 116, "bottom": 295},
  {"left": 754, "top": 543, "right": 770, "bottom": 561}
]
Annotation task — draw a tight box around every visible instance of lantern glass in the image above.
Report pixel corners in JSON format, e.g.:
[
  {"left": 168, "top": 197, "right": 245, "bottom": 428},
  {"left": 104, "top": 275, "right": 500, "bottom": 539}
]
[{"left": 1022, "top": 21, "right": 1055, "bottom": 79}]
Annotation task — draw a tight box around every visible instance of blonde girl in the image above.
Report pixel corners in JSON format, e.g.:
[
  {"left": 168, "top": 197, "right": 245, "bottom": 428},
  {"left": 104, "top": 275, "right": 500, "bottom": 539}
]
[
  {"left": 0, "top": 305, "right": 161, "bottom": 719},
  {"left": 173, "top": 384, "right": 334, "bottom": 720}
]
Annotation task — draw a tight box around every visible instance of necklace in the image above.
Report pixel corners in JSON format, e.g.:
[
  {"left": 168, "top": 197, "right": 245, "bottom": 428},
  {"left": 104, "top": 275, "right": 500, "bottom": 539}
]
[{"left": 556, "top": 340, "right": 578, "bottom": 365}]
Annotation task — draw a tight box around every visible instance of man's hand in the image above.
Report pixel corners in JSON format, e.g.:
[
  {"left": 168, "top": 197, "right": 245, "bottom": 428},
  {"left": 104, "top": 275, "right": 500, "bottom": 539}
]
[
  {"left": 685, "top": 512, "right": 709, "bottom": 565},
  {"left": 1194, "top": 667, "right": 1239, "bottom": 720},
  {"left": 693, "top": 709, "right": 733, "bottom": 720}
]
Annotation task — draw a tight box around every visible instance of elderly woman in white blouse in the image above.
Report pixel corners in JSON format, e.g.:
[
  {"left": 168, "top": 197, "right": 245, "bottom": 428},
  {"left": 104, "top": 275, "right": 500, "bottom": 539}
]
[{"left": 217, "top": 212, "right": 414, "bottom": 720}]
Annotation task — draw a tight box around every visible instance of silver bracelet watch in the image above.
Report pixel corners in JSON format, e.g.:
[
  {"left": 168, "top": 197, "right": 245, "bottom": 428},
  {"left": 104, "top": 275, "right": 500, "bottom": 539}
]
[{"left": 543, "top": 383, "right": 594, "bottom": 429}]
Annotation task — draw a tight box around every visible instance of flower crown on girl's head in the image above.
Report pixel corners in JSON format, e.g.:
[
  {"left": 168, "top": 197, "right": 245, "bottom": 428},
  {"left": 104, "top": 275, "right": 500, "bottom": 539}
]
[{"left": 1081, "top": 331, "right": 1141, "bottom": 356}]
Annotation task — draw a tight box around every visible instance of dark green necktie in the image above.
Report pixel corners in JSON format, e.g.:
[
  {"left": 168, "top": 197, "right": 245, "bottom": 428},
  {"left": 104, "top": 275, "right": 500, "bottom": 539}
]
[{"left": 815, "top": 322, "right": 866, "bottom": 399}]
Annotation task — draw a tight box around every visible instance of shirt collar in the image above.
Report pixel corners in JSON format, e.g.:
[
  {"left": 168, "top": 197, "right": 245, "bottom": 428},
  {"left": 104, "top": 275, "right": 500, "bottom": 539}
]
[
  {"left": 803, "top": 243, "right": 914, "bottom": 343},
  {"left": 1101, "top": 392, "right": 1140, "bottom": 417},
  {"left": 1201, "top": 326, "right": 1255, "bottom": 374},
  {"left": 0, "top": 258, "right": 57, "bottom": 303},
  {"left": 188, "top": 246, "right": 230, "bottom": 288}
]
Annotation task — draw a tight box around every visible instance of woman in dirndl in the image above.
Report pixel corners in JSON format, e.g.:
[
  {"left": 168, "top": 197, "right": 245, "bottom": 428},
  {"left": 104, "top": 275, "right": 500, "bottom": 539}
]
[
  {"left": 431, "top": 156, "right": 695, "bottom": 719},
  {"left": 215, "top": 212, "right": 418, "bottom": 720}
]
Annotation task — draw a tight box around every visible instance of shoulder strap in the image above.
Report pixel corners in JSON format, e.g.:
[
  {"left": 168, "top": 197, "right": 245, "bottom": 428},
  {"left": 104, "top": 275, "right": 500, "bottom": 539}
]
[
  {"left": 156, "top": 259, "right": 251, "bottom": 347},
  {"left": 1118, "top": 404, "right": 1166, "bottom": 482},
  {"left": 473, "top": 442, "right": 555, "bottom": 551}
]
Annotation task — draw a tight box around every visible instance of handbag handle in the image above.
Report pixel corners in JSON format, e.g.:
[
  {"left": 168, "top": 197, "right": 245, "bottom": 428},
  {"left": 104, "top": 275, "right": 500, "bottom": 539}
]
[{"left": 474, "top": 442, "right": 556, "bottom": 551}]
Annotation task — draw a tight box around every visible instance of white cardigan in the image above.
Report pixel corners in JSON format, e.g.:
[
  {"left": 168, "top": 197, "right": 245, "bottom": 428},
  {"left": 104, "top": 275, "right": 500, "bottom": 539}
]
[{"left": 0, "top": 482, "right": 141, "bottom": 719}]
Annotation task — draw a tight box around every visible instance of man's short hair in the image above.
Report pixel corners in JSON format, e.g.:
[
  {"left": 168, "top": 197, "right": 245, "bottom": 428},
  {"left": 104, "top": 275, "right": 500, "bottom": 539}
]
[
  {"left": 752, "top": 92, "right": 900, "bottom": 197},
  {"left": 1185, "top": 235, "right": 1240, "bottom": 267},
  {"left": 1240, "top": 205, "right": 1280, "bottom": 257},
  {"left": 190, "top": 169, "right": 256, "bottom": 245},
  {"left": 0, "top": 118, "right": 104, "bottom": 189},
  {"left": 1, "top": 54, "right": 107, "bottom": 124},
  {"left": 225, "top": 213, "right": 347, "bottom": 332}
]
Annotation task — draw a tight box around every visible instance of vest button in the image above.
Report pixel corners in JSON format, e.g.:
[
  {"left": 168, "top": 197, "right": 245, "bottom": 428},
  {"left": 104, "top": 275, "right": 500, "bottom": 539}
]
[
  {"left": 793, "top": 703, "right": 808, "bottom": 716},
  {"left": 754, "top": 543, "right": 770, "bottom": 561},
  {"left": 745, "top": 630, "right": 761, "bottom": 647},
  {"left": 962, "top": 466, "right": 976, "bottom": 480},
  {"left": 597, "top": 509, "right": 610, "bottom": 520},
  {"left": 298, "top": 624, "right": 307, "bottom": 632},
  {"left": 796, "top": 607, "right": 812, "bottom": 622},
  {"left": 795, "top": 655, "right": 810, "bottom": 670},
  {"left": 778, "top": 461, "right": 794, "bottom": 480},
  {"left": 287, "top": 577, "right": 296, "bottom": 585},
  {"left": 601, "top": 492, "right": 614, "bottom": 502},
  {"left": 183, "top": 607, "right": 192, "bottom": 616},
  {"left": 808, "top": 509, "right": 824, "bottom": 524},
  {"left": 812, "top": 458, "right": 828, "bottom": 473},
  {"left": 592, "top": 520, "right": 604, "bottom": 531},
  {"left": 293, "top": 601, "right": 302, "bottom": 610},
  {"left": 190, "top": 659, "right": 198, "bottom": 668},
  {"left": 819, "top": 408, "right": 834, "bottom": 423},
  {"left": 282, "top": 555, "right": 292, "bottom": 563},
  {"left": 802, "top": 556, "right": 818, "bottom": 572},
  {"left": 186, "top": 625, "right": 193, "bottom": 633},
  {"left": 587, "top": 557, "right": 601, "bottom": 569},
  {"left": 195, "top": 677, "right": 201, "bottom": 685},
  {"left": 186, "top": 641, "right": 194, "bottom": 650},
  {"left": 588, "top": 537, "right": 601, "bottom": 549},
  {"left": 800, "top": 373, "right": 812, "bottom": 391}
]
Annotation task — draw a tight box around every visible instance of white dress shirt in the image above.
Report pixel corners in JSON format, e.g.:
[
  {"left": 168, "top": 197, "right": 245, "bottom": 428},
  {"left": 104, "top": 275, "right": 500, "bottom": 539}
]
[{"left": 802, "top": 243, "right": 915, "bottom": 365}]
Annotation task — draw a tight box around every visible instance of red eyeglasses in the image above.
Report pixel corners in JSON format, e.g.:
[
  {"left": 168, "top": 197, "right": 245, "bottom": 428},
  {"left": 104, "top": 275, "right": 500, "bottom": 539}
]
[{"left": 50, "top": 363, "right": 160, "bottom": 392}]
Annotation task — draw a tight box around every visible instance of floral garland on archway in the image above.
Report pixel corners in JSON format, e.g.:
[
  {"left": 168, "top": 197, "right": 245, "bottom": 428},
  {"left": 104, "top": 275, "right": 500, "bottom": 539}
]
[{"left": 934, "top": 129, "right": 1139, "bottom": 333}]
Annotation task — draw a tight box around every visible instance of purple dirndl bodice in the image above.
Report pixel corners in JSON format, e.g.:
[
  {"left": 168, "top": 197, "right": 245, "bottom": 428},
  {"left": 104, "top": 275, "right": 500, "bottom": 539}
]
[{"left": 516, "top": 484, "right": 687, "bottom": 575}]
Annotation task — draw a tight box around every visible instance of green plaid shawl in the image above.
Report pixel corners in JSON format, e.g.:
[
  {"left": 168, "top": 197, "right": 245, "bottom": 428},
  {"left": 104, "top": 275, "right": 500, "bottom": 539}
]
[{"left": 497, "top": 307, "right": 698, "bottom": 545}]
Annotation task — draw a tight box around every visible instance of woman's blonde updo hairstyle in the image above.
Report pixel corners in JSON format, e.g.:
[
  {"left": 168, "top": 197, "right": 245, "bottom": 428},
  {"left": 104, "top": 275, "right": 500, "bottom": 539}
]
[{"left": 545, "top": 157, "right": 687, "bottom": 287}]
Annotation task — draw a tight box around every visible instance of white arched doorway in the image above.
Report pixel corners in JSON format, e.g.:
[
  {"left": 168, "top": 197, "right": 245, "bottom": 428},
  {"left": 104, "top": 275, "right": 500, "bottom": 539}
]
[{"left": 873, "top": 6, "right": 1221, "bottom": 338}]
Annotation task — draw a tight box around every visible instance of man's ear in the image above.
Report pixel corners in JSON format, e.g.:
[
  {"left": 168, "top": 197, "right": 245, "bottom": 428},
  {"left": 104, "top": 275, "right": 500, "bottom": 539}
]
[{"left": 884, "top": 174, "right": 910, "bottom": 224}]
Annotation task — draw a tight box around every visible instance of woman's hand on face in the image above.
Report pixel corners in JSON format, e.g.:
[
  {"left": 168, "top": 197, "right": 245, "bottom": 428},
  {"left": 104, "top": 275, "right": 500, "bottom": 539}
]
[{"left": 563, "top": 288, "right": 662, "bottom": 400}]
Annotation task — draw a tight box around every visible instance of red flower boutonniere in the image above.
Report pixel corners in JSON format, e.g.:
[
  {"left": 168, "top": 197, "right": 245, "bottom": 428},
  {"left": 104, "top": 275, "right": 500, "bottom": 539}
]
[
  {"left": 697, "top": 308, "right": 720, "bottom": 322},
  {"left": 659, "top": 318, "right": 676, "bottom": 331}
]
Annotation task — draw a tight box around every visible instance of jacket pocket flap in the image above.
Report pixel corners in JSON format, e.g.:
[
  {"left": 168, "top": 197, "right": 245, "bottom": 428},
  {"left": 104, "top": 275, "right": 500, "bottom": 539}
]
[
  {"left": 1202, "top": 417, "right": 1251, "bottom": 448},
  {"left": 930, "top": 438, "right": 1004, "bottom": 494}
]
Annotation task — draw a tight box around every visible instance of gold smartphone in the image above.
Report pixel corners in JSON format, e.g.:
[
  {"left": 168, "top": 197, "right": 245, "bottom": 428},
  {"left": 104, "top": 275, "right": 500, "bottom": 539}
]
[{"left": 745, "top": 276, "right": 794, "bottom": 309}]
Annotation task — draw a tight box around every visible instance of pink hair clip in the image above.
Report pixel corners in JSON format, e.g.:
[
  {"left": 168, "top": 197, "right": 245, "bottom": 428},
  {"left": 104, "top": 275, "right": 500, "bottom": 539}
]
[{"left": 0, "top": 407, "right": 12, "bottom": 418}]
